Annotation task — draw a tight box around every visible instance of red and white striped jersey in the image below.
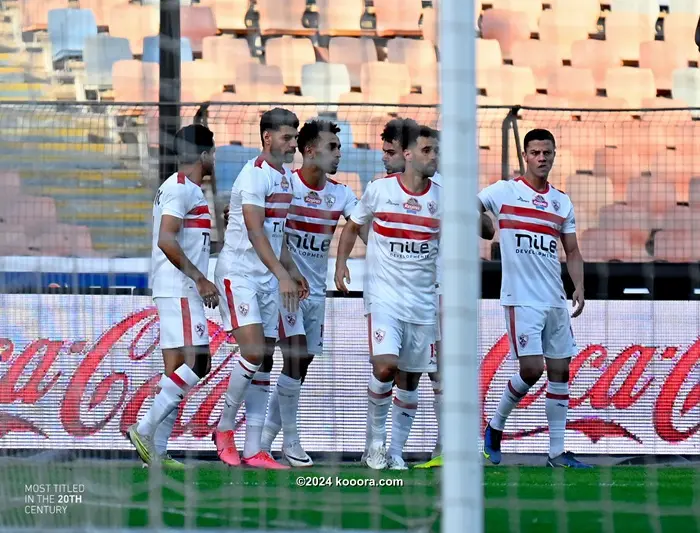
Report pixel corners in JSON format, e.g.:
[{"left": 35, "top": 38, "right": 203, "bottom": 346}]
[
  {"left": 478, "top": 177, "right": 576, "bottom": 308},
  {"left": 350, "top": 173, "right": 441, "bottom": 325},
  {"left": 286, "top": 169, "right": 358, "bottom": 297},
  {"left": 216, "top": 156, "right": 294, "bottom": 292},
  {"left": 150, "top": 172, "right": 212, "bottom": 297}
]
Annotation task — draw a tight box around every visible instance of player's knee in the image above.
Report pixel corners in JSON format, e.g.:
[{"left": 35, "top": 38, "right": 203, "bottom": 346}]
[
  {"left": 371, "top": 357, "right": 397, "bottom": 382},
  {"left": 547, "top": 368, "right": 569, "bottom": 383},
  {"left": 191, "top": 353, "right": 211, "bottom": 379},
  {"left": 519, "top": 357, "right": 544, "bottom": 385},
  {"left": 260, "top": 353, "right": 274, "bottom": 373}
]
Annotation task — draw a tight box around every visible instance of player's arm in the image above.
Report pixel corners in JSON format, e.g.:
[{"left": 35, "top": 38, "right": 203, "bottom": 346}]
[
  {"left": 335, "top": 185, "right": 375, "bottom": 293},
  {"left": 479, "top": 199, "right": 495, "bottom": 240},
  {"left": 280, "top": 240, "right": 309, "bottom": 300},
  {"left": 561, "top": 206, "right": 584, "bottom": 318}
]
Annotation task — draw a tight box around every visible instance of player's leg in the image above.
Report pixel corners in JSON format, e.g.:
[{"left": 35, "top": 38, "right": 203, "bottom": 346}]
[
  {"left": 386, "top": 369, "right": 421, "bottom": 470},
  {"left": 363, "top": 312, "right": 401, "bottom": 469},
  {"left": 129, "top": 297, "right": 210, "bottom": 465},
  {"left": 544, "top": 308, "right": 591, "bottom": 468},
  {"left": 484, "top": 306, "right": 546, "bottom": 465}
]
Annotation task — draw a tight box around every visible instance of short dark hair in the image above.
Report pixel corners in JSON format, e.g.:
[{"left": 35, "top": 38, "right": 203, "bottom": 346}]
[
  {"left": 259, "top": 107, "right": 300, "bottom": 144},
  {"left": 297, "top": 119, "right": 341, "bottom": 154},
  {"left": 401, "top": 122, "right": 438, "bottom": 151},
  {"left": 523, "top": 128, "right": 556, "bottom": 151},
  {"left": 173, "top": 124, "right": 214, "bottom": 164},
  {"left": 381, "top": 117, "right": 419, "bottom": 144}
]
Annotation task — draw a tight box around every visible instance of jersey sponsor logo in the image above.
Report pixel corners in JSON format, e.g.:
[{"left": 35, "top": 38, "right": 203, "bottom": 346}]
[
  {"left": 373, "top": 329, "right": 385, "bottom": 343},
  {"left": 305, "top": 191, "right": 322, "bottom": 205},
  {"left": 428, "top": 201, "right": 438, "bottom": 215},
  {"left": 238, "top": 303, "right": 250, "bottom": 316},
  {"left": 286, "top": 233, "right": 331, "bottom": 257},
  {"left": 532, "top": 195, "right": 548, "bottom": 210},
  {"left": 196, "top": 323, "right": 206, "bottom": 338},
  {"left": 324, "top": 194, "right": 336, "bottom": 208},
  {"left": 515, "top": 233, "right": 557, "bottom": 257},
  {"left": 518, "top": 334, "right": 528, "bottom": 348},
  {"left": 280, "top": 175, "right": 290, "bottom": 191},
  {"left": 552, "top": 200, "right": 560, "bottom": 212},
  {"left": 403, "top": 198, "right": 422, "bottom": 212}
]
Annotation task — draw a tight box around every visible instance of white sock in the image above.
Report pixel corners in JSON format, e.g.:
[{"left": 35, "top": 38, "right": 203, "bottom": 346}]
[
  {"left": 243, "top": 371, "right": 271, "bottom": 458},
  {"left": 490, "top": 373, "right": 530, "bottom": 431},
  {"left": 388, "top": 388, "right": 419, "bottom": 458},
  {"left": 137, "top": 365, "right": 199, "bottom": 437},
  {"left": 218, "top": 357, "right": 260, "bottom": 432},
  {"left": 276, "top": 374, "right": 302, "bottom": 448},
  {"left": 365, "top": 375, "right": 393, "bottom": 448},
  {"left": 261, "top": 384, "right": 282, "bottom": 452},
  {"left": 546, "top": 381, "right": 569, "bottom": 458},
  {"left": 431, "top": 378, "right": 442, "bottom": 450},
  {"left": 154, "top": 408, "right": 178, "bottom": 456}
]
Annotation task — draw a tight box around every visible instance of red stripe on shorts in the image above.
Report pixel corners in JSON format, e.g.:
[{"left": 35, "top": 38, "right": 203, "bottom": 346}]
[
  {"left": 223, "top": 279, "right": 239, "bottom": 330},
  {"left": 507, "top": 306, "right": 519, "bottom": 358},
  {"left": 278, "top": 314, "right": 287, "bottom": 340},
  {"left": 180, "top": 297, "right": 192, "bottom": 346}
]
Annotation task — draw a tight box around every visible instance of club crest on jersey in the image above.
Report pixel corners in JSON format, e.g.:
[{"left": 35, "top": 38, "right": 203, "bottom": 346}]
[
  {"left": 324, "top": 194, "right": 336, "bottom": 208},
  {"left": 518, "top": 334, "right": 528, "bottom": 348},
  {"left": 286, "top": 314, "right": 297, "bottom": 326},
  {"left": 552, "top": 199, "right": 560, "bottom": 212},
  {"left": 374, "top": 329, "right": 385, "bottom": 343},
  {"left": 280, "top": 175, "right": 290, "bottom": 191},
  {"left": 532, "top": 195, "right": 548, "bottom": 210},
  {"left": 428, "top": 201, "right": 437, "bottom": 215},
  {"left": 238, "top": 303, "right": 250, "bottom": 316},
  {"left": 304, "top": 191, "right": 322, "bottom": 205},
  {"left": 196, "top": 323, "right": 206, "bottom": 337},
  {"left": 403, "top": 198, "right": 422, "bottom": 212}
]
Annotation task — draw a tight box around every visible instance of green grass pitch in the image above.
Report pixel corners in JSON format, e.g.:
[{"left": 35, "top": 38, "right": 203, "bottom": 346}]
[{"left": 1, "top": 462, "right": 698, "bottom": 532}]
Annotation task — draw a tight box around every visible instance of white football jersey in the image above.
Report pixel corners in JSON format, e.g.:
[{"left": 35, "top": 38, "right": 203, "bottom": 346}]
[
  {"left": 431, "top": 172, "right": 443, "bottom": 295},
  {"left": 286, "top": 169, "right": 358, "bottom": 298},
  {"left": 216, "top": 156, "right": 294, "bottom": 292},
  {"left": 351, "top": 173, "right": 441, "bottom": 325},
  {"left": 478, "top": 177, "right": 576, "bottom": 308},
  {"left": 150, "top": 172, "right": 212, "bottom": 298}
]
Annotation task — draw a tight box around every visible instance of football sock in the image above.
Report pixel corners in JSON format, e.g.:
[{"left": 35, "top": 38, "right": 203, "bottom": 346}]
[
  {"left": 388, "top": 388, "right": 419, "bottom": 458},
  {"left": 276, "top": 374, "right": 302, "bottom": 448},
  {"left": 138, "top": 365, "right": 199, "bottom": 436},
  {"left": 365, "top": 375, "right": 393, "bottom": 447},
  {"left": 154, "top": 408, "right": 178, "bottom": 456},
  {"left": 261, "top": 384, "right": 281, "bottom": 452},
  {"left": 243, "top": 371, "right": 270, "bottom": 458},
  {"left": 546, "top": 381, "right": 570, "bottom": 458},
  {"left": 217, "top": 357, "right": 260, "bottom": 432},
  {"left": 490, "top": 373, "right": 530, "bottom": 431}
]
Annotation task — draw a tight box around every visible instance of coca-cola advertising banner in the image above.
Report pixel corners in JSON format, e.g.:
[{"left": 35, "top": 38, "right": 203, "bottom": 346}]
[{"left": 0, "top": 295, "right": 698, "bottom": 454}]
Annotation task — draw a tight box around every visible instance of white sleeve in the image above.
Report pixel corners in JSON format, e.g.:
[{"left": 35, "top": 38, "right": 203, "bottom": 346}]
[
  {"left": 477, "top": 180, "right": 506, "bottom": 215},
  {"left": 343, "top": 187, "right": 360, "bottom": 219},
  {"left": 159, "top": 184, "right": 187, "bottom": 219},
  {"left": 562, "top": 202, "right": 576, "bottom": 234},
  {"left": 350, "top": 182, "right": 377, "bottom": 226},
  {"left": 237, "top": 167, "right": 269, "bottom": 207}
]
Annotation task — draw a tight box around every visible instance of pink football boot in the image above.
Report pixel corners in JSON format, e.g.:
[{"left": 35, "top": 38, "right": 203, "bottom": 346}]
[
  {"left": 213, "top": 429, "right": 241, "bottom": 466},
  {"left": 242, "top": 451, "right": 290, "bottom": 470}
]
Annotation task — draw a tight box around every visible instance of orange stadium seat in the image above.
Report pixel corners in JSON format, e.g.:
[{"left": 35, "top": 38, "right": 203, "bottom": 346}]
[
  {"left": 639, "top": 41, "right": 689, "bottom": 93},
  {"left": 689, "top": 177, "right": 700, "bottom": 209},
  {"left": 626, "top": 176, "right": 678, "bottom": 216},
  {"left": 480, "top": 9, "right": 530, "bottom": 60},
  {"left": 199, "top": 0, "right": 249, "bottom": 32},
  {"left": 665, "top": 0, "right": 700, "bottom": 14},
  {"left": 112, "top": 59, "right": 158, "bottom": 101},
  {"left": 598, "top": 204, "right": 654, "bottom": 234},
  {"left": 476, "top": 39, "right": 504, "bottom": 76},
  {"left": 593, "top": 146, "right": 646, "bottom": 200},
  {"left": 301, "top": 63, "right": 352, "bottom": 104},
  {"left": 571, "top": 40, "right": 623, "bottom": 90},
  {"left": 27, "top": 224, "right": 95, "bottom": 257},
  {"left": 108, "top": 4, "right": 159, "bottom": 56},
  {"left": 511, "top": 39, "right": 564, "bottom": 91},
  {"left": 653, "top": 231, "right": 697, "bottom": 262},
  {"left": 180, "top": 6, "right": 218, "bottom": 53},
  {"left": 481, "top": 65, "right": 536, "bottom": 105},
  {"left": 663, "top": 14, "right": 700, "bottom": 62},
  {"left": 317, "top": 0, "right": 364, "bottom": 37},
  {"left": 564, "top": 174, "right": 614, "bottom": 222},
  {"left": 0, "top": 225, "right": 27, "bottom": 256},
  {"left": 580, "top": 228, "right": 651, "bottom": 261},
  {"left": 386, "top": 38, "right": 438, "bottom": 92},
  {"left": 656, "top": 205, "right": 694, "bottom": 231},
  {"left": 672, "top": 68, "right": 700, "bottom": 116},
  {"left": 373, "top": 0, "right": 422, "bottom": 38},
  {"left": 547, "top": 67, "right": 596, "bottom": 101},
  {"left": 328, "top": 37, "right": 377, "bottom": 89},
  {"left": 256, "top": 0, "right": 314, "bottom": 37},
  {"left": 359, "top": 62, "right": 411, "bottom": 105},
  {"left": 603, "top": 12, "right": 656, "bottom": 62},
  {"left": 537, "top": 9, "right": 594, "bottom": 61},
  {"left": 489, "top": 0, "right": 543, "bottom": 33},
  {"left": 202, "top": 35, "right": 255, "bottom": 75},
  {"left": 421, "top": 5, "right": 438, "bottom": 45},
  {"left": 181, "top": 60, "right": 228, "bottom": 101},
  {"left": 21, "top": 0, "right": 68, "bottom": 32},
  {"left": 78, "top": 0, "right": 123, "bottom": 28},
  {"left": 548, "top": 0, "right": 601, "bottom": 31},
  {"left": 0, "top": 195, "right": 58, "bottom": 226},
  {"left": 605, "top": 67, "right": 656, "bottom": 109},
  {"left": 265, "top": 36, "right": 316, "bottom": 88},
  {"left": 610, "top": 0, "right": 660, "bottom": 21},
  {"left": 234, "top": 63, "right": 285, "bottom": 100}
]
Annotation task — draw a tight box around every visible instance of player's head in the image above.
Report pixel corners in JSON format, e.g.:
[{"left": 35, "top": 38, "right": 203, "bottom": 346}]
[
  {"left": 260, "top": 107, "right": 299, "bottom": 164},
  {"left": 401, "top": 123, "right": 439, "bottom": 178},
  {"left": 297, "top": 119, "right": 342, "bottom": 175},
  {"left": 173, "top": 124, "right": 215, "bottom": 176},
  {"left": 523, "top": 129, "right": 556, "bottom": 180},
  {"left": 381, "top": 118, "right": 419, "bottom": 173}
]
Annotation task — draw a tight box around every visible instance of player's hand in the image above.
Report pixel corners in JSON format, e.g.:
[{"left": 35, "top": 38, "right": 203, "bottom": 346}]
[
  {"left": 293, "top": 272, "right": 310, "bottom": 301},
  {"left": 196, "top": 278, "right": 219, "bottom": 309},
  {"left": 279, "top": 272, "right": 300, "bottom": 314},
  {"left": 223, "top": 204, "right": 230, "bottom": 225},
  {"left": 334, "top": 262, "right": 351, "bottom": 294},
  {"left": 571, "top": 287, "right": 585, "bottom": 318}
]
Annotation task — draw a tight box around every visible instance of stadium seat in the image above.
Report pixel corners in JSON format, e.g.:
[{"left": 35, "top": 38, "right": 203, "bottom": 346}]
[
  {"left": 21, "top": 0, "right": 68, "bottom": 33},
  {"left": 538, "top": 9, "right": 594, "bottom": 61},
  {"left": 202, "top": 36, "right": 254, "bottom": 74},
  {"left": 657, "top": 205, "right": 694, "bottom": 231},
  {"left": 603, "top": 12, "right": 656, "bottom": 61},
  {"left": 653, "top": 231, "right": 698, "bottom": 261},
  {"left": 689, "top": 177, "right": 700, "bottom": 209},
  {"left": 481, "top": 65, "right": 536, "bottom": 105},
  {"left": 328, "top": 37, "right": 377, "bottom": 89},
  {"left": 598, "top": 203, "right": 654, "bottom": 233},
  {"left": 0, "top": 172, "right": 21, "bottom": 196},
  {"left": 605, "top": 67, "right": 656, "bottom": 109},
  {"left": 564, "top": 174, "right": 614, "bottom": 222},
  {"left": 78, "top": 0, "right": 124, "bottom": 28},
  {"left": 662, "top": 14, "right": 700, "bottom": 62},
  {"left": 301, "top": 63, "right": 351, "bottom": 104},
  {"left": 108, "top": 4, "right": 159, "bottom": 56},
  {"left": 199, "top": 0, "right": 249, "bottom": 32},
  {"left": 358, "top": 62, "right": 411, "bottom": 105},
  {"left": 510, "top": 39, "right": 563, "bottom": 91},
  {"left": 265, "top": 36, "right": 316, "bottom": 88},
  {"left": 317, "top": 0, "right": 364, "bottom": 37},
  {"left": 489, "top": 0, "right": 543, "bottom": 33},
  {"left": 142, "top": 36, "right": 194, "bottom": 64},
  {"left": 0, "top": 224, "right": 28, "bottom": 256},
  {"left": 476, "top": 39, "right": 504, "bottom": 76},
  {"left": 639, "top": 41, "right": 689, "bottom": 93},
  {"left": 627, "top": 176, "right": 678, "bottom": 215},
  {"left": 112, "top": 59, "right": 158, "bottom": 101},
  {"left": 181, "top": 60, "right": 227, "bottom": 101},
  {"left": 180, "top": 6, "right": 218, "bottom": 53},
  {"left": 480, "top": 9, "right": 530, "bottom": 60},
  {"left": 386, "top": 38, "right": 438, "bottom": 92},
  {"left": 26, "top": 223, "right": 95, "bottom": 257},
  {"left": 664, "top": 0, "right": 700, "bottom": 14},
  {"left": 610, "top": 0, "right": 660, "bottom": 21},
  {"left": 421, "top": 6, "right": 438, "bottom": 45},
  {"left": 256, "top": 0, "right": 314, "bottom": 36},
  {"left": 0, "top": 195, "right": 58, "bottom": 226},
  {"left": 234, "top": 63, "right": 285, "bottom": 100},
  {"left": 571, "top": 40, "right": 623, "bottom": 90},
  {"left": 83, "top": 34, "right": 132, "bottom": 89},
  {"left": 549, "top": 0, "right": 601, "bottom": 32},
  {"left": 48, "top": 8, "right": 98, "bottom": 62},
  {"left": 671, "top": 68, "right": 700, "bottom": 117},
  {"left": 580, "top": 228, "right": 652, "bottom": 261},
  {"left": 547, "top": 67, "right": 596, "bottom": 100},
  {"left": 373, "top": 0, "right": 422, "bottom": 37}
]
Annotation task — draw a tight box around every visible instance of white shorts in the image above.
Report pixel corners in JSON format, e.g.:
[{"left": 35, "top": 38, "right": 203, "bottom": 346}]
[
  {"left": 367, "top": 312, "right": 437, "bottom": 373},
  {"left": 504, "top": 305, "right": 577, "bottom": 360},
  {"left": 435, "top": 294, "right": 443, "bottom": 342},
  {"left": 216, "top": 276, "right": 278, "bottom": 338},
  {"left": 279, "top": 296, "right": 326, "bottom": 356},
  {"left": 154, "top": 296, "right": 209, "bottom": 350}
]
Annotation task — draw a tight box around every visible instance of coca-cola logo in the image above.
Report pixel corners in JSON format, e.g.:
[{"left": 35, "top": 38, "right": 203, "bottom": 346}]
[{"left": 0, "top": 306, "right": 698, "bottom": 446}]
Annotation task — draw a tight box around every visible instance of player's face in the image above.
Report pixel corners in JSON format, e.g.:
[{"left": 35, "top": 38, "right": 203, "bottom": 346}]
[
  {"left": 382, "top": 140, "right": 405, "bottom": 173},
  {"left": 201, "top": 148, "right": 215, "bottom": 177},
  {"left": 523, "top": 139, "right": 555, "bottom": 179},
  {"left": 310, "top": 131, "right": 341, "bottom": 175},
  {"left": 406, "top": 136, "right": 438, "bottom": 178},
  {"left": 268, "top": 125, "right": 298, "bottom": 164}
]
